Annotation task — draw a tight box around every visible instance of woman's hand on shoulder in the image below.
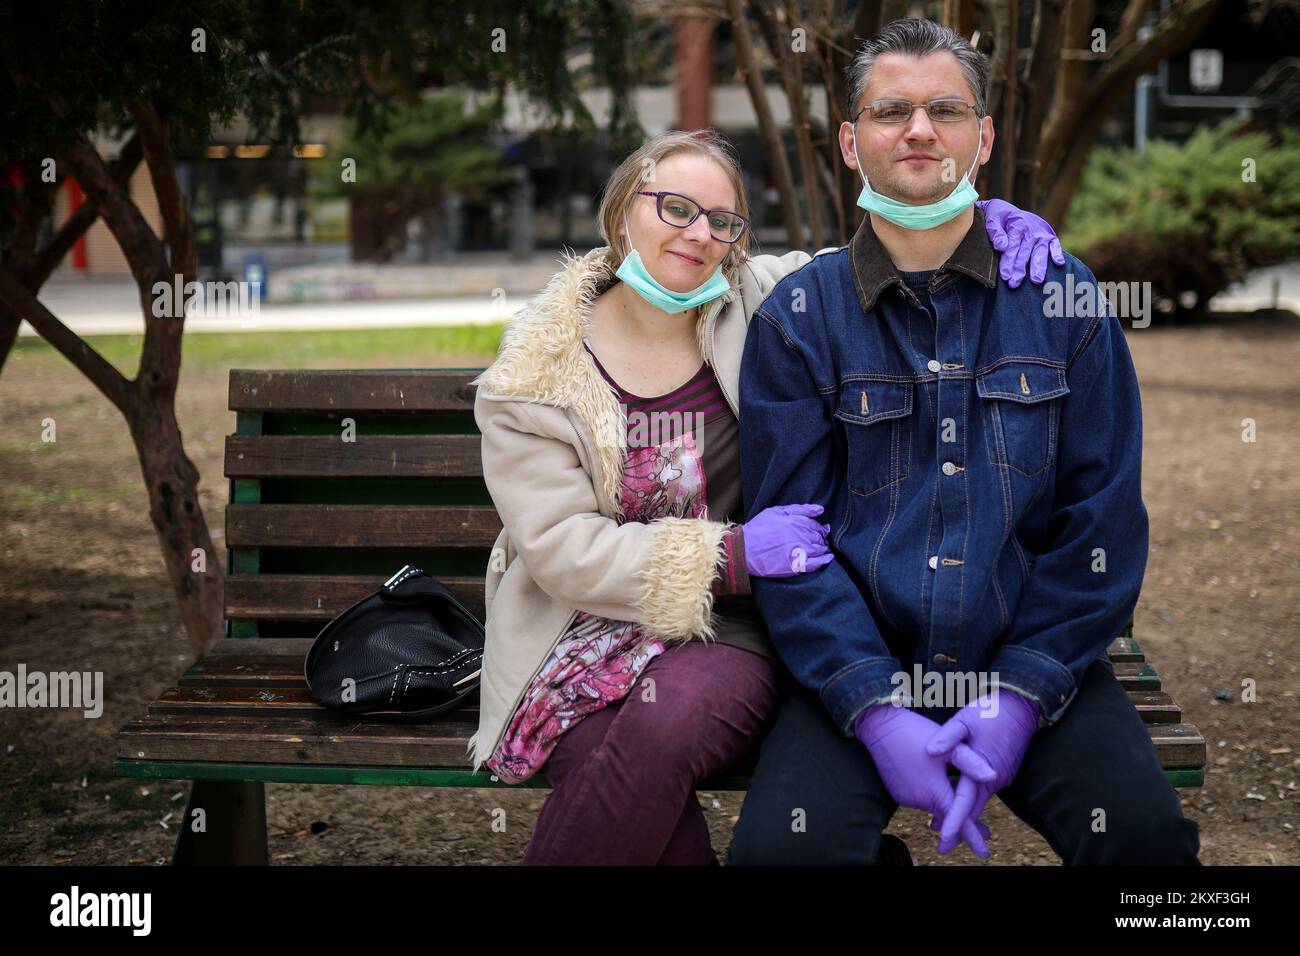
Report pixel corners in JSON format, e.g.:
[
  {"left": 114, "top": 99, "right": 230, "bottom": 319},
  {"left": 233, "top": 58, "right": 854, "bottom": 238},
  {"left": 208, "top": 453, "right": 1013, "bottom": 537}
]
[{"left": 978, "top": 198, "right": 1065, "bottom": 289}]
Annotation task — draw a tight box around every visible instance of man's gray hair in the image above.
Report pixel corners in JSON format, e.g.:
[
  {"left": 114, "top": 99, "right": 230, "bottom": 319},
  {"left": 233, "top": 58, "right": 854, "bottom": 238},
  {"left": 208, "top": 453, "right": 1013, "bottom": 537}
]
[{"left": 846, "top": 17, "right": 990, "bottom": 119}]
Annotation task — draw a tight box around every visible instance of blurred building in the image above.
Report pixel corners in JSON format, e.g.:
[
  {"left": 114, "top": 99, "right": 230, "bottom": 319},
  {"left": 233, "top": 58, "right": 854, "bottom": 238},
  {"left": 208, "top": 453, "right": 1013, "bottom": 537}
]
[{"left": 43, "top": 2, "right": 1298, "bottom": 277}]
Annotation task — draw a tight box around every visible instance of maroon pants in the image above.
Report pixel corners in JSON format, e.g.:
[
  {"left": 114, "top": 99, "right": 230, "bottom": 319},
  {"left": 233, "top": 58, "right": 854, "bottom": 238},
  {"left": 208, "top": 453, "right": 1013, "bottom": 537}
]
[{"left": 521, "top": 640, "right": 782, "bottom": 865}]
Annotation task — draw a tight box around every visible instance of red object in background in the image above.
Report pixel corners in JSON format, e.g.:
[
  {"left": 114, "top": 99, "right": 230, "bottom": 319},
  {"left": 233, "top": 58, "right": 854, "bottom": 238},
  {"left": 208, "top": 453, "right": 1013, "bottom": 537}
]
[
  {"left": 67, "top": 176, "right": 87, "bottom": 270},
  {"left": 2, "top": 164, "right": 25, "bottom": 188},
  {"left": 675, "top": 16, "right": 714, "bottom": 132},
  {"left": 1, "top": 165, "right": 89, "bottom": 270}
]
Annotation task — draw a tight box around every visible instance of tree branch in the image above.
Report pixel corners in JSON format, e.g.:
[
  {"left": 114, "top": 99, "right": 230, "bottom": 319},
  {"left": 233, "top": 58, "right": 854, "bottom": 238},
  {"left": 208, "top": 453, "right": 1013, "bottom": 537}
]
[
  {"left": 134, "top": 102, "right": 197, "bottom": 279},
  {"left": 33, "top": 132, "right": 144, "bottom": 284},
  {"left": 59, "top": 134, "right": 169, "bottom": 293},
  {"left": 0, "top": 269, "right": 133, "bottom": 411},
  {"left": 1039, "top": 0, "right": 1225, "bottom": 184},
  {"left": 0, "top": 134, "right": 146, "bottom": 375}
]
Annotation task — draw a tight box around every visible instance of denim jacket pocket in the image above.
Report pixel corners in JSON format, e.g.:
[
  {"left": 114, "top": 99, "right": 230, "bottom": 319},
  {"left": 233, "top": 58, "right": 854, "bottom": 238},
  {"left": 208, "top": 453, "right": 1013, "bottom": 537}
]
[
  {"left": 975, "top": 361, "right": 1069, "bottom": 477},
  {"left": 833, "top": 379, "right": 913, "bottom": 497}
]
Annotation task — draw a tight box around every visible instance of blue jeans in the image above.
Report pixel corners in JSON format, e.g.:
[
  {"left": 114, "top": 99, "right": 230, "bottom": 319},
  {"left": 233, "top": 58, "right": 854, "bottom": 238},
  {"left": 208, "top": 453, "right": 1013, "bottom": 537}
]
[{"left": 726, "top": 656, "right": 1201, "bottom": 865}]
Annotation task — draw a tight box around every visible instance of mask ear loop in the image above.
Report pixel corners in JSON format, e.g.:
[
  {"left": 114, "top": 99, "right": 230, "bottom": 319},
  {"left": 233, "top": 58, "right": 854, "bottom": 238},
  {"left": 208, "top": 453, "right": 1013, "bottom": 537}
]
[
  {"left": 851, "top": 121, "right": 984, "bottom": 195},
  {"left": 621, "top": 213, "right": 634, "bottom": 259}
]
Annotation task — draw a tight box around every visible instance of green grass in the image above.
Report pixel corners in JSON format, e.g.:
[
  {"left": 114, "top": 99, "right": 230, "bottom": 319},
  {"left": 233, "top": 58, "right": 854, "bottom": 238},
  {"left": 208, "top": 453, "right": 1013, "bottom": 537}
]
[
  {"left": 0, "top": 477, "right": 142, "bottom": 513},
  {"left": 11, "top": 323, "right": 508, "bottom": 374}
]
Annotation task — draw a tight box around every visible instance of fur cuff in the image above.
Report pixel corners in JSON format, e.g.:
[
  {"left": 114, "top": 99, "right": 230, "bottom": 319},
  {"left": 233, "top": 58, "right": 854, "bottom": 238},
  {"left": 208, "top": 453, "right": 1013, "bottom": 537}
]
[{"left": 638, "top": 517, "right": 729, "bottom": 641}]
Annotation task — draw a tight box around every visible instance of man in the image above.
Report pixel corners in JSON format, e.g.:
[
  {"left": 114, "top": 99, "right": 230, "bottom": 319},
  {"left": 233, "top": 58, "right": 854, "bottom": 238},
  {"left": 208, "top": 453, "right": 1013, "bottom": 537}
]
[{"left": 728, "top": 18, "right": 1200, "bottom": 865}]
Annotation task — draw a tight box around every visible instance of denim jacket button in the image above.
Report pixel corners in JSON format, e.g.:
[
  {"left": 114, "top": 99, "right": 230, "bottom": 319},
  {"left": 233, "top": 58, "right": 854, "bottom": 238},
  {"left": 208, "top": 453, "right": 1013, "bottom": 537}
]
[
  {"left": 942, "top": 461, "right": 957, "bottom": 476},
  {"left": 928, "top": 555, "right": 938, "bottom": 570},
  {"left": 927, "top": 359, "right": 941, "bottom": 373}
]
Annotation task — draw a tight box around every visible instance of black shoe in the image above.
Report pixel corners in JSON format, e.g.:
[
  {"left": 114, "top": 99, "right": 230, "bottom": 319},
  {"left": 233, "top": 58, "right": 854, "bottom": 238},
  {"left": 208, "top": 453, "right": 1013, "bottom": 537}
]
[{"left": 875, "top": 833, "right": 913, "bottom": 866}]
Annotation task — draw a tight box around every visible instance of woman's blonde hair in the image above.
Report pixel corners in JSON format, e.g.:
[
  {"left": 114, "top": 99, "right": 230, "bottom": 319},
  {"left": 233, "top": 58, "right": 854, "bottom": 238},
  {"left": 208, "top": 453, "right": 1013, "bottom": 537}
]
[{"left": 597, "top": 129, "right": 752, "bottom": 285}]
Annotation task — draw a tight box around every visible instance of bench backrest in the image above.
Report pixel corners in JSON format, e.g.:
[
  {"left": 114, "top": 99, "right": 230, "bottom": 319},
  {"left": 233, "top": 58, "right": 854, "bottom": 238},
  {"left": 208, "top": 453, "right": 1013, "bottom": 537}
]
[
  {"left": 223, "top": 369, "right": 496, "bottom": 638},
  {"left": 222, "top": 367, "right": 1143, "bottom": 645}
]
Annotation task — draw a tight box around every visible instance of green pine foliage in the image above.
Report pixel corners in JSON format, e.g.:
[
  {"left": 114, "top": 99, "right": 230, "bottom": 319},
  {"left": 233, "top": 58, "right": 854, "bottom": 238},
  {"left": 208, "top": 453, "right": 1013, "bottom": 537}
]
[
  {"left": 1062, "top": 120, "right": 1300, "bottom": 316},
  {"left": 307, "top": 91, "right": 513, "bottom": 204},
  {"left": 0, "top": 0, "right": 645, "bottom": 165}
]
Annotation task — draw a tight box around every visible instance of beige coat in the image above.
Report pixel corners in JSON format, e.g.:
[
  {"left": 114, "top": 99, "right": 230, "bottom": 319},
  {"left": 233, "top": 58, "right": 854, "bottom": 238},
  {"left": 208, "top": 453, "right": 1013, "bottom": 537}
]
[{"left": 466, "top": 244, "right": 829, "bottom": 771}]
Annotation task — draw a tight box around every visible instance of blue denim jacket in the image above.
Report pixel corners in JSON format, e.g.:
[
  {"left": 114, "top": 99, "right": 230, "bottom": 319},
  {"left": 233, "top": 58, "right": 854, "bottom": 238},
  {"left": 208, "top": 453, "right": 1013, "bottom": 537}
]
[{"left": 738, "top": 206, "right": 1149, "bottom": 735}]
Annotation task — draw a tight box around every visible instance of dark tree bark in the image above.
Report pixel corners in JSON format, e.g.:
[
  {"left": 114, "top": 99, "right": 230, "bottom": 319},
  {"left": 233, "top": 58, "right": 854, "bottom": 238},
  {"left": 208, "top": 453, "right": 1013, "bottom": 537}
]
[
  {"left": 0, "top": 96, "right": 225, "bottom": 655},
  {"left": 751, "top": 0, "right": 827, "bottom": 248},
  {"left": 727, "top": 0, "right": 805, "bottom": 249},
  {"left": 1013, "top": 0, "right": 1067, "bottom": 204}
]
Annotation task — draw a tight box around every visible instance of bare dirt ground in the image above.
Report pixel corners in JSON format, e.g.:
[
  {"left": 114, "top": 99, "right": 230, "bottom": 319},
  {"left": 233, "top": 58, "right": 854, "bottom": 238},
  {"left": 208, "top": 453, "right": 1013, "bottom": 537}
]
[{"left": 1, "top": 314, "right": 1297, "bottom": 866}]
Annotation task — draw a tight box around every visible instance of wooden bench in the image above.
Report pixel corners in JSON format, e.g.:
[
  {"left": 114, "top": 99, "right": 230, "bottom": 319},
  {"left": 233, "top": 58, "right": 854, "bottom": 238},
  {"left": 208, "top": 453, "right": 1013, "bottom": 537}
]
[{"left": 113, "top": 368, "right": 1207, "bottom": 864}]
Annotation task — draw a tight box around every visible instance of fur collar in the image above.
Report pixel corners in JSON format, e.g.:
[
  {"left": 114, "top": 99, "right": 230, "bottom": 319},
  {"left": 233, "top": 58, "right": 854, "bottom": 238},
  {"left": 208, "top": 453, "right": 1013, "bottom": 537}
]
[{"left": 472, "top": 245, "right": 740, "bottom": 521}]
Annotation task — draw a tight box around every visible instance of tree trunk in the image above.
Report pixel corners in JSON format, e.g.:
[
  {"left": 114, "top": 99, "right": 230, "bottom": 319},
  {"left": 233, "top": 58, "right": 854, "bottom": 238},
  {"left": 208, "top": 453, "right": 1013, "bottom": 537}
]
[
  {"left": 753, "top": 0, "right": 827, "bottom": 248},
  {"left": 0, "top": 95, "right": 228, "bottom": 657},
  {"left": 1000, "top": 0, "right": 1019, "bottom": 199},
  {"left": 727, "top": 0, "right": 804, "bottom": 249},
  {"left": 1014, "top": 0, "right": 1067, "bottom": 206},
  {"left": 127, "top": 387, "right": 226, "bottom": 653},
  {"left": 810, "top": 0, "right": 885, "bottom": 245},
  {"left": 1040, "top": 95, "right": 1108, "bottom": 228},
  {"left": 0, "top": 270, "right": 226, "bottom": 654}
]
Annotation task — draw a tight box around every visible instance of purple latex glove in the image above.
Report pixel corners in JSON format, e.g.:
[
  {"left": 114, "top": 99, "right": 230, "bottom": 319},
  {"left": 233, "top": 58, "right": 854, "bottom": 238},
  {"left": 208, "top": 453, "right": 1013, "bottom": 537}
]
[
  {"left": 855, "top": 703, "right": 996, "bottom": 859},
  {"left": 978, "top": 198, "right": 1065, "bottom": 288},
  {"left": 925, "top": 689, "right": 1041, "bottom": 854},
  {"left": 742, "top": 504, "right": 834, "bottom": 577}
]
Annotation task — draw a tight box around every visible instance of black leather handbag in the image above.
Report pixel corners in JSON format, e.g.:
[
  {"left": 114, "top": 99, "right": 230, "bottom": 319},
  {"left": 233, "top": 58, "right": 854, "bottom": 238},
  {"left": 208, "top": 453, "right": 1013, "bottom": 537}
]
[{"left": 304, "top": 564, "right": 484, "bottom": 721}]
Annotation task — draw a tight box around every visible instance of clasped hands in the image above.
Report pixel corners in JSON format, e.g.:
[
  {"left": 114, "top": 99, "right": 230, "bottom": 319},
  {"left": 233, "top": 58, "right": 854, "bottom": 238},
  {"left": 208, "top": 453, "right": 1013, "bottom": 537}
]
[{"left": 853, "top": 688, "right": 1040, "bottom": 859}]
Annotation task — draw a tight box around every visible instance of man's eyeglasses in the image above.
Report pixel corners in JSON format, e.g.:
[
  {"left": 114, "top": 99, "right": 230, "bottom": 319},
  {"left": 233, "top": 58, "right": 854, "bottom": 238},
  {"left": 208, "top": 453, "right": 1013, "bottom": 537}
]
[
  {"left": 634, "top": 190, "right": 749, "bottom": 243},
  {"left": 856, "top": 99, "right": 981, "bottom": 124}
]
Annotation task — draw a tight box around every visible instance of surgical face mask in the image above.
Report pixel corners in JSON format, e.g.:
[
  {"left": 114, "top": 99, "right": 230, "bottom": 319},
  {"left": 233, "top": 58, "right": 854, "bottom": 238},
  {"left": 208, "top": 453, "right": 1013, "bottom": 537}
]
[
  {"left": 850, "top": 123, "right": 982, "bottom": 230},
  {"left": 614, "top": 213, "right": 731, "bottom": 315}
]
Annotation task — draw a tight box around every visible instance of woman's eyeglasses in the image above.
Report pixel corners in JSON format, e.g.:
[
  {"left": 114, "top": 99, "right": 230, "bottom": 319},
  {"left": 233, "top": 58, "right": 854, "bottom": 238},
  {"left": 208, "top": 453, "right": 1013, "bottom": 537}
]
[
  {"left": 856, "top": 99, "right": 980, "bottom": 124},
  {"left": 634, "top": 190, "right": 749, "bottom": 243}
]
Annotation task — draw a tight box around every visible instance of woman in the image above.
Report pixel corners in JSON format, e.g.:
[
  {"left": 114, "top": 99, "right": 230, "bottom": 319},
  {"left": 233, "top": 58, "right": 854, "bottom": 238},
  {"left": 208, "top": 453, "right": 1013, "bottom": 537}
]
[{"left": 467, "top": 129, "right": 1060, "bottom": 865}]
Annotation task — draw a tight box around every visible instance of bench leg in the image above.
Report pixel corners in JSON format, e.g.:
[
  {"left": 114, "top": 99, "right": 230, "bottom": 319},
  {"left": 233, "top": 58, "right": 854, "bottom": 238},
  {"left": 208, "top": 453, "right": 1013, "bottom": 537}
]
[{"left": 172, "top": 780, "right": 269, "bottom": 865}]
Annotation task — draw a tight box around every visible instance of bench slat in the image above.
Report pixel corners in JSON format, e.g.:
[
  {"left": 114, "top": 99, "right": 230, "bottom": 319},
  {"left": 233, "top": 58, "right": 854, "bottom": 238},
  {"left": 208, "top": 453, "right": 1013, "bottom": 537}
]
[
  {"left": 226, "top": 503, "right": 501, "bottom": 548},
  {"left": 152, "top": 684, "right": 480, "bottom": 720},
  {"left": 157, "top": 678, "right": 1177, "bottom": 725},
  {"left": 185, "top": 640, "right": 1159, "bottom": 692},
  {"left": 117, "top": 714, "right": 478, "bottom": 766},
  {"left": 225, "top": 435, "right": 482, "bottom": 479},
  {"left": 1125, "top": 691, "right": 1182, "bottom": 723},
  {"left": 205, "top": 638, "right": 319, "bottom": 657},
  {"left": 115, "top": 711, "right": 1204, "bottom": 772},
  {"left": 1107, "top": 635, "right": 1144, "bottom": 663},
  {"left": 224, "top": 574, "right": 485, "bottom": 621},
  {"left": 197, "top": 634, "right": 1144, "bottom": 658},
  {"left": 1145, "top": 723, "right": 1207, "bottom": 769},
  {"left": 229, "top": 369, "right": 478, "bottom": 413},
  {"left": 1112, "top": 661, "right": 1161, "bottom": 690}
]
